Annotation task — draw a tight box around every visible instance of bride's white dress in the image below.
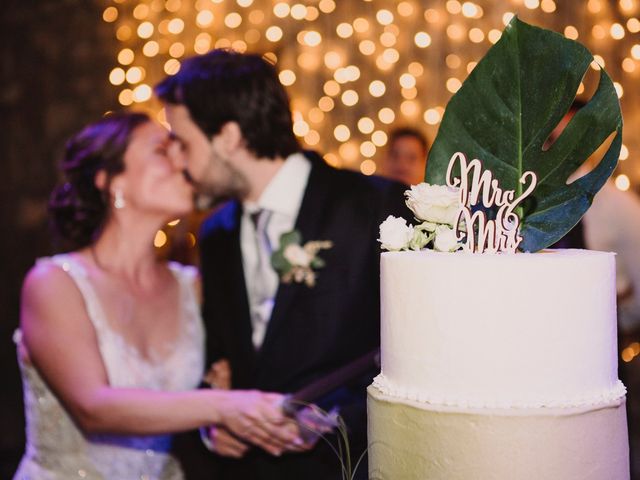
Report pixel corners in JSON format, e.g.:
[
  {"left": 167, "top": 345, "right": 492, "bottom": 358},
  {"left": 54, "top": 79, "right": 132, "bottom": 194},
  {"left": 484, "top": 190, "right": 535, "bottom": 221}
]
[{"left": 13, "top": 254, "right": 205, "bottom": 480}]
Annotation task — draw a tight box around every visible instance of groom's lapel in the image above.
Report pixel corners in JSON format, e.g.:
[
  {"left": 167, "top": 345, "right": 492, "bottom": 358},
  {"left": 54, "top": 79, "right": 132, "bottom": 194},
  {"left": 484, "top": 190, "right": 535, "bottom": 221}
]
[{"left": 259, "top": 155, "right": 332, "bottom": 355}]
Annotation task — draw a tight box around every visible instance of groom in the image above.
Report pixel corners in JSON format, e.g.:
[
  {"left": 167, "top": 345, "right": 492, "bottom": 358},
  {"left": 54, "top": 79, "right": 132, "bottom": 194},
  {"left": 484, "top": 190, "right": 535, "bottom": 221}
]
[{"left": 157, "top": 50, "right": 407, "bottom": 480}]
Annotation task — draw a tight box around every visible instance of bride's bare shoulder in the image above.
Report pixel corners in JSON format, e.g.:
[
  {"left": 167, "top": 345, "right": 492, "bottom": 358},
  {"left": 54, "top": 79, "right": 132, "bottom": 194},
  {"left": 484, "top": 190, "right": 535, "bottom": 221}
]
[{"left": 21, "top": 256, "right": 84, "bottom": 313}]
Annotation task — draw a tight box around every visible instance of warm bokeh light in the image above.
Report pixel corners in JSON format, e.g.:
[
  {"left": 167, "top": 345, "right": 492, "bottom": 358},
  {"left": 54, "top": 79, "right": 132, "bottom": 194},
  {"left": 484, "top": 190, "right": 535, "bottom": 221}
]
[
  {"left": 620, "top": 144, "right": 629, "bottom": 160},
  {"left": 126, "top": 66, "right": 145, "bottom": 84},
  {"left": 168, "top": 18, "right": 185, "bottom": 34},
  {"left": 564, "top": 26, "right": 579, "bottom": 39},
  {"left": 615, "top": 174, "right": 630, "bottom": 191},
  {"left": 117, "top": 48, "right": 135, "bottom": 65},
  {"left": 334, "top": 124, "right": 351, "bottom": 142},
  {"left": 414, "top": 32, "right": 432, "bottom": 48},
  {"left": 225, "top": 12, "right": 242, "bottom": 28},
  {"left": 279, "top": 69, "right": 296, "bottom": 86},
  {"left": 105, "top": 0, "right": 639, "bottom": 189},
  {"left": 372, "top": 130, "right": 388, "bottom": 147},
  {"left": 341, "top": 89, "right": 359, "bottom": 106},
  {"left": 378, "top": 107, "right": 395, "bottom": 125},
  {"left": 424, "top": 108, "right": 442, "bottom": 125},
  {"left": 103, "top": 7, "right": 118, "bottom": 23},
  {"left": 266, "top": 26, "right": 283, "bottom": 42},
  {"left": 154, "top": 230, "right": 168, "bottom": 248},
  {"left": 109, "top": 68, "right": 126, "bottom": 86},
  {"left": 369, "top": 80, "right": 386, "bottom": 97},
  {"left": 360, "top": 158, "right": 377, "bottom": 174},
  {"left": 164, "top": 58, "right": 181, "bottom": 75},
  {"left": 358, "top": 117, "right": 375, "bottom": 134},
  {"left": 133, "top": 84, "right": 152, "bottom": 102},
  {"left": 119, "top": 88, "right": 134, "bottom": 106},
  {"left": 446, "top": 78, "right": 463, "bottom": 93}
]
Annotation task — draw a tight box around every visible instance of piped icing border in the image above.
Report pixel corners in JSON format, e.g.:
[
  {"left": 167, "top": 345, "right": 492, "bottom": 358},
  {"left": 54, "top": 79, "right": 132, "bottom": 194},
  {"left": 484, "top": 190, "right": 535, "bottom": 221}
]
[{"left": 372, "top": 374, "right": 627, "bottom": 410}]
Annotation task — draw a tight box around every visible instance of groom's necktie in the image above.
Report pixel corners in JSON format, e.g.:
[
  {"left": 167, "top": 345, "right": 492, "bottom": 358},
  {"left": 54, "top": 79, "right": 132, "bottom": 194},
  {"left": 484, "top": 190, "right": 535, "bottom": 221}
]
[{"left": 249, "top": 208, "right": 276, "bottom": 350}]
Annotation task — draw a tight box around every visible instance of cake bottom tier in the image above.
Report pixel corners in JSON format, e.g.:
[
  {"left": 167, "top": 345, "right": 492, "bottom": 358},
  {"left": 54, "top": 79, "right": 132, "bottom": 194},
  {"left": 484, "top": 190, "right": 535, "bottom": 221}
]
[{"left": 367, "top": 386, "right": 629, "bottom": 480}]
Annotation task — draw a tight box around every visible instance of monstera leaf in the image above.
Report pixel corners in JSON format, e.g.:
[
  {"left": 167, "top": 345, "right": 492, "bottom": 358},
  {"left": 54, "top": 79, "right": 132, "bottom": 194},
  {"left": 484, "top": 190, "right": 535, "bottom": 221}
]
[{"left": 425, "top": 17, "right": 622, "bottom": 252}]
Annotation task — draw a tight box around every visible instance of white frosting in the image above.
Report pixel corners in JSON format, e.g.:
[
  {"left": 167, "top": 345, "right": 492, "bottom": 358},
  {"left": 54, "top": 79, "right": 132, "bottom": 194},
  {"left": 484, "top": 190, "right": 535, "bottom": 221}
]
[{"left": 378, "top": 249, "right": 625, "bottom": 409}]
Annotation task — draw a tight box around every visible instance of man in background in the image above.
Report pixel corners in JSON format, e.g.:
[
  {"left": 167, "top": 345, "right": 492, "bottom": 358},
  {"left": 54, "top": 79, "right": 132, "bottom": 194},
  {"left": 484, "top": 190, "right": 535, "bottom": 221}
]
[{"left": 381, "top": 127, "right": 429, "bottom": 186}]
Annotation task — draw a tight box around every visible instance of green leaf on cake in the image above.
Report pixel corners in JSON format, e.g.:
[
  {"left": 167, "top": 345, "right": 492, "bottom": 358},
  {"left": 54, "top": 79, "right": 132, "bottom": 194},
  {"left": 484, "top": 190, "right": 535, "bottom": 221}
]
[{"left": 425, "top": 16, "right": 622, "bottom": 252}]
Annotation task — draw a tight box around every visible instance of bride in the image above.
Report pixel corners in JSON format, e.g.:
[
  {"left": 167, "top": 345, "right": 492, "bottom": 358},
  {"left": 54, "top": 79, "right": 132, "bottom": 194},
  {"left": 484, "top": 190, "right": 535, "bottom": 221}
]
[{"left": 13, "top": 112, "right": 300, "bottom": 479}]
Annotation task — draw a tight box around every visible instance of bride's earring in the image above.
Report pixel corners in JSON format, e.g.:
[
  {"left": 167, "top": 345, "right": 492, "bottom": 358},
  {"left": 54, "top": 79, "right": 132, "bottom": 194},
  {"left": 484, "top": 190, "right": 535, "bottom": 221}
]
[{"left": 114, "top": 189, "right": 126, "bottom": 209}]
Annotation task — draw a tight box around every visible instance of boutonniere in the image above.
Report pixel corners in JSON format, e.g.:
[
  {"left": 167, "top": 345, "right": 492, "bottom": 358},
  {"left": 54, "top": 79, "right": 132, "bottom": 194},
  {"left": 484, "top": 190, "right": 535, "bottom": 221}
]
[{"left": 271, "top": 230, "right": 333, "bottom": 287}]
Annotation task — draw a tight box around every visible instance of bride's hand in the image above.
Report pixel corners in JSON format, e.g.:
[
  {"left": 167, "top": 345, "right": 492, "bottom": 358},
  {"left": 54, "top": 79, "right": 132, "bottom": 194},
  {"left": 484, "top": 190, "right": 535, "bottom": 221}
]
[{"left": 214, "top": 391, "right": 301, "bottom": 456}]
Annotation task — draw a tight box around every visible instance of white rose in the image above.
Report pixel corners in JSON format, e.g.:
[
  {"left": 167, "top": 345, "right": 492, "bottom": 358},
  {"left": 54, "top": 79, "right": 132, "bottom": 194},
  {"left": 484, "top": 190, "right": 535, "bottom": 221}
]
[
  {"left": 378, "top": 215, "right": 414, "bottom": 251},
  {"left": 284, "top": 243, "right": 312, "bottom": 267},
  {"left": 433, "top": 225, "right": 462, "bottom": 252},
  {"left": 405, "top": 183, "right": 461, "bottom": 226}
]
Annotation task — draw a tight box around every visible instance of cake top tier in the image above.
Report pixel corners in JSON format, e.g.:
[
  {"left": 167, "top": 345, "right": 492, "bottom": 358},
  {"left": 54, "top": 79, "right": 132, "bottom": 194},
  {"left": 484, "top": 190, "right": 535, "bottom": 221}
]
[{"left": 376, "top": 248, "right": 625, "bottom": 409}]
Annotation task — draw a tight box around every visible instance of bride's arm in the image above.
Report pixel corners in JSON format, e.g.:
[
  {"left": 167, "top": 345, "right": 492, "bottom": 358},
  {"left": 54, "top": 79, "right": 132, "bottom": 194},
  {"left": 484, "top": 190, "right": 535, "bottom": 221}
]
[{"left": 20, "top": 263, "right": 297, "bottom": 455}]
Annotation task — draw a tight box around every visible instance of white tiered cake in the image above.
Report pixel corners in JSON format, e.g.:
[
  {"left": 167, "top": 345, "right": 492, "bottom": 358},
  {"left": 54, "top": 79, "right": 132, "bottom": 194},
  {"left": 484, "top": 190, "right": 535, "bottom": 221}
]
[{"left": 367, "top": 249, "right": 629, "bottom": 479}]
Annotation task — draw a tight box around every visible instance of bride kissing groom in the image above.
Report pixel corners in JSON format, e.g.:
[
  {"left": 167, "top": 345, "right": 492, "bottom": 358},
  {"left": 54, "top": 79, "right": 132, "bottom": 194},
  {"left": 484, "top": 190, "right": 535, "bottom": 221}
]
[{"left": 158, "top": 49, "right": 408, "bottom": 480}]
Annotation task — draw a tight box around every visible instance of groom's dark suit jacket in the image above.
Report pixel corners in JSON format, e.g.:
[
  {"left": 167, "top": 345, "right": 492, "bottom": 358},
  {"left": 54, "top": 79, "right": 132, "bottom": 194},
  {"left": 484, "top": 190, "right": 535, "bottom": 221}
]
[{"left": 179, "top": 152, "right": 407, "bottom": 480}]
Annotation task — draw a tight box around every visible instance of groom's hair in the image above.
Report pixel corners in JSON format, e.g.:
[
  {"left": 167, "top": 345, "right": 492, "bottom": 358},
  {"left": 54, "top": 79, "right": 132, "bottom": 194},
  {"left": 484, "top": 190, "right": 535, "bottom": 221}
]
[{"left": 155, "top": 49, "right": 300, "bottom": 160}]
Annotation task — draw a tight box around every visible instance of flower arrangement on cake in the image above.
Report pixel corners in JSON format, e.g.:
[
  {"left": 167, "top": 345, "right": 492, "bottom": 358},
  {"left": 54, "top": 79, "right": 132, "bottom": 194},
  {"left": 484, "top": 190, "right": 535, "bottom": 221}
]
[{"left": 380, "top": 16, "right": 623, "bottom": 254}]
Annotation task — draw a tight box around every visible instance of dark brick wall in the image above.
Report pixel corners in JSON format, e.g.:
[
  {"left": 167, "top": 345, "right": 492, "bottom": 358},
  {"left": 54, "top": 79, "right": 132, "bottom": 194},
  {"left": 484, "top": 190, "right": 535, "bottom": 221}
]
[{"left": 0, "top": 1, "right": 117, "bottom": 474}]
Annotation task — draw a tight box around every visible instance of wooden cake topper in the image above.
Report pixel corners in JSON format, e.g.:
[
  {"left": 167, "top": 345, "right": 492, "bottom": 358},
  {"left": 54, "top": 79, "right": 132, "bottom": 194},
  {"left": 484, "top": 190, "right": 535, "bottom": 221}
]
[{"left": 446, "top": 152, "right": 537, "bottom": 254}]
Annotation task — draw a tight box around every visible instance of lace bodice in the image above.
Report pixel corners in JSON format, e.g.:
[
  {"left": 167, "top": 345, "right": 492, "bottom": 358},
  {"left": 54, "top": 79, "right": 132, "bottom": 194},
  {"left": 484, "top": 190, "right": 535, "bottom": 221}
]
[{"left": 14, "top": 254, "right": 205, "bottom": 480}]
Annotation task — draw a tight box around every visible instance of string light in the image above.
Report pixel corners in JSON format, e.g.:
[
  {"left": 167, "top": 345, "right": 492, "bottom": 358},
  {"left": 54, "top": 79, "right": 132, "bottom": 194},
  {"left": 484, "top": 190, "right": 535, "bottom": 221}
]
[
  {"left": 361, "top": 142, "right": 377, "bottom": 158},
  {"left": 196, "top": 10, "right": 214, "bottom": 27},
  {"left": 117, "top": 48, "right": 135, "bottom": 65},
  {"left": 358, "top": 117, "right": 375, "bottom": 134},
  {"left": 103, "top": 7, "right": 118, "bottom": 22},
  {"left": 334, "top": 124, "right": 351, "bottom": 142},
  {"left": 279, "top": 69, "right": 296, "bottom": 86},
  {"left": 105, "top": 1, "right": 639, "bottom": 189},
  {"left": 109, "top": 68, "right": 126, "bottom": 85},
  {"left": 266, "top": 26, "right": 283, "bottom": 42},
  {"left": 564, "top": 26, "right": 579, "bottom": 39},
  {"left": 620, "top": 144, "right": 629, "bottom": 160},
  {"left": 360, "top": 159, "right": 377, "bottom": 174},
  {"left": 611, "top": 23, "right": 626, "bottom": 39},
  {"left": 424, "top": 109, "right": 442, "bottom": 125},
  {"left": 414, "top": 32, "right": 432, "bottom": 48},
  {"left": 369, "top": 80, "right": 386, "bottom": 97},
  {"left": 126, "top": 66, "right": 145, "bottom": 84},
  {"left": 615, "top": 174, "right": 630, "bottom": 191},
  {"left": 116, "top": 25, "right": 132, "bottom": 41},
  {"left": 154, "top": 230, "right": 168, "bottom": 248},
  {"left": 133, "top": 84, "right": 152, "bottom": 102},
  {"left": 168, "top": 18, "right": 185, "bottom": 34},
  {"left": 341, "top": 90, "right": 359, "bottom": 106},
  {"left": 143, "top": 41, "right": 160, "bottom": 57}
]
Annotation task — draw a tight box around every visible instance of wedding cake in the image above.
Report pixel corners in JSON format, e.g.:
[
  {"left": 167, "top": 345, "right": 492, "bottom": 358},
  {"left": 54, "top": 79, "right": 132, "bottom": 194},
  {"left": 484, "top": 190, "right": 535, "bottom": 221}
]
[
  {"left": 367, "top": 17, "right": 629, "bottom": 480},
  {"left": 367, "top": 249, "right": 629, "bottom": 479}
]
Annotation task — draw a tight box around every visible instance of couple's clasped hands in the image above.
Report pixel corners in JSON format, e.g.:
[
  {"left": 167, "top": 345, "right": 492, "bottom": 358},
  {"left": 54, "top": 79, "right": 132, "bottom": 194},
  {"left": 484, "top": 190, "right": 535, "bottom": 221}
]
[{"left": 206, "top": 360, "right": 332, "bottom": 458}]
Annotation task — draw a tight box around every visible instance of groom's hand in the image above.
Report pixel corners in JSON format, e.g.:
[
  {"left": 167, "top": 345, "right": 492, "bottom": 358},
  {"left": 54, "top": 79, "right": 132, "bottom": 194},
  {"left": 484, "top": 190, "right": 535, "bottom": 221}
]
[
  {"left": 207, "top": 425, "right": 249, "bottom": 458},
  {"left": 204, "top": 359, "right": 231, "bottom": 389},
  {"left": 209, "top": 423, "right": 305, "bottom": 458}
]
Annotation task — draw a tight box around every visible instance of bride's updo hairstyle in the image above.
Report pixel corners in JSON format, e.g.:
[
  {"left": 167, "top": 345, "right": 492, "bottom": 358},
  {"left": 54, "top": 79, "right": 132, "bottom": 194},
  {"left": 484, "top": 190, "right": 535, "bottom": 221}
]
[{"left": 49, "top": 112, "right": 150, "bottom": 250}]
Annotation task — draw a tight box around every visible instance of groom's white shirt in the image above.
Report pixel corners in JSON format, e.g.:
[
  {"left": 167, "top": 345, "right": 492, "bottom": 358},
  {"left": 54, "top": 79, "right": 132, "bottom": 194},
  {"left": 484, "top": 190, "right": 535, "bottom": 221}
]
[
  {"left": 201, "top": 153, "right": 311, "bottom": 452},
  {"left": 240, "top": 152, "right": 312, "bottom": 349}
]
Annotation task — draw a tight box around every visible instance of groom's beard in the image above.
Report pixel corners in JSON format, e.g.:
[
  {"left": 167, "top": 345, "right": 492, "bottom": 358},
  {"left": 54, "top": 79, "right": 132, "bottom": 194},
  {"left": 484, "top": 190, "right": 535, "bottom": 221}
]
[{"left": 188, "top": 148, "right": 249, "bottom": 210}]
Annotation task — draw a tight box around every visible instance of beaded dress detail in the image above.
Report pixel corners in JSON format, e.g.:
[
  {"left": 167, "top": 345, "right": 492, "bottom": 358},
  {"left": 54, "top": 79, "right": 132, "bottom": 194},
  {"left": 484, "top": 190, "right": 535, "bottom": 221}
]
[{"left": 13, "top": 254, "right": 205, "bottom": 480}]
